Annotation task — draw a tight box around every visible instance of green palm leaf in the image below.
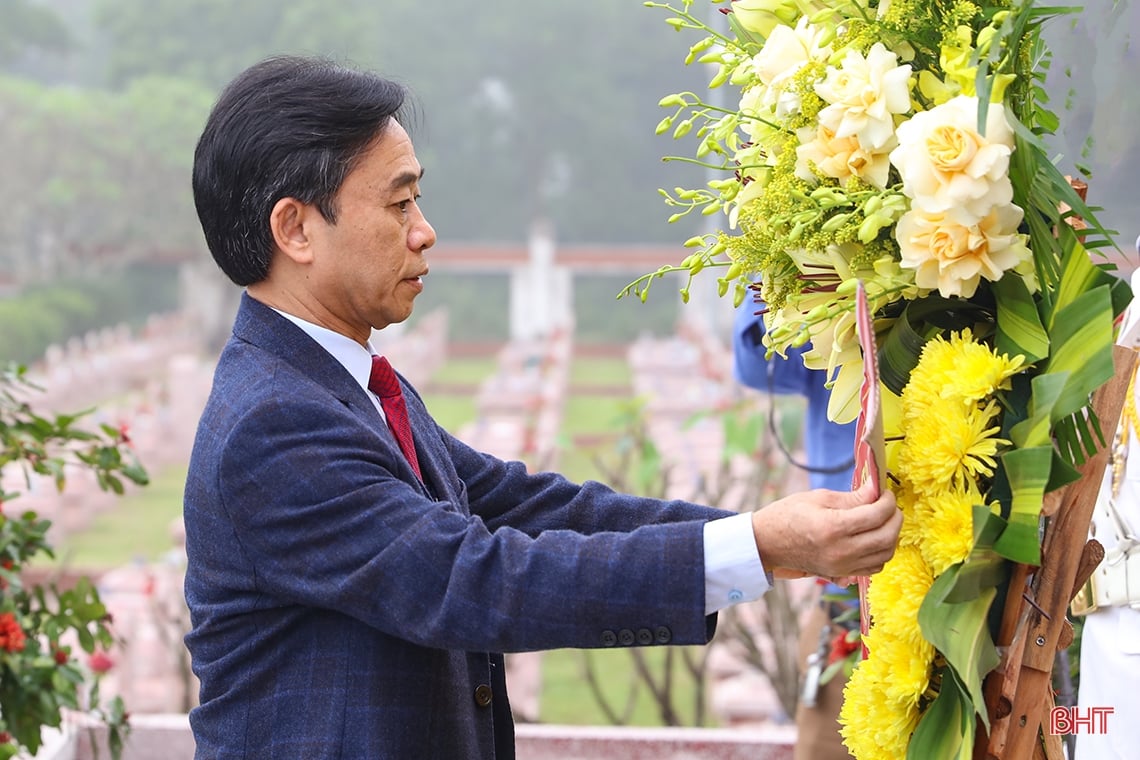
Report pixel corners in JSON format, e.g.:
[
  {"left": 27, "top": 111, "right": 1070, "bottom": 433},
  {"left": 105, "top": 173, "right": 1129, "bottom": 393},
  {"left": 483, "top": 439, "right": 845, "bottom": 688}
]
[{"left": 907, "top": 666, "right": 974, "bottom": 760}]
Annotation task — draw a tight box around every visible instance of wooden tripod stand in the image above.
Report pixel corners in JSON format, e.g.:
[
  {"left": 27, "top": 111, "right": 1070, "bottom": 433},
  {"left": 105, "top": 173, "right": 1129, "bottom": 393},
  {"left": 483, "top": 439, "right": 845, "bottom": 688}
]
[{"left": 976, "top": 345, "right": 1136, "bottom": 759}]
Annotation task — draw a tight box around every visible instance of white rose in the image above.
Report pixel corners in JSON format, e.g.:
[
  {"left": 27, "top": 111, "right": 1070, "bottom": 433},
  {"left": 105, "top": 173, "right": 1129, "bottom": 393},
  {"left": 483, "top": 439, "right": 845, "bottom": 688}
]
[
  {"left": 816, "top": 43, "right": 912, "bottom": 151},
  {"left": 889, "top": 95, "right": 1015, "bottom": 215},
  {"left": 750, "top": 18, "right": 832, "bottom": 119},
  {"left": 896, "top": 200, "right": 1031, "bottom": 298}
]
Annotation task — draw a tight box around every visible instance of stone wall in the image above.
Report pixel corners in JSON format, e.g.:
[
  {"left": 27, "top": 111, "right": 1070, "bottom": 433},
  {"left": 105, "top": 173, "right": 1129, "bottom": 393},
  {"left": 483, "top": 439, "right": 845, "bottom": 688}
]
[{"left": 63, "top": 717, "right": 795, "bottom": 760}]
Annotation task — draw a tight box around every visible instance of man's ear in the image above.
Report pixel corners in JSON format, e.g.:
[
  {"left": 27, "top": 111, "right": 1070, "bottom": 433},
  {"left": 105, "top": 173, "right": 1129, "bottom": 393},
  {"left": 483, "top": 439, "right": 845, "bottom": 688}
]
[{"left": 269, "top": 197, "right": 318, "bottom": 265}]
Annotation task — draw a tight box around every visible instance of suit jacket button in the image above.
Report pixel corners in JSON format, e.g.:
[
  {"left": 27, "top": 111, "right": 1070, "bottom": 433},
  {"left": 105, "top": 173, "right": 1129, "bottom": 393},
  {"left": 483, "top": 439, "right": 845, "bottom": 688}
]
[
  {"left": 474, "top": 684, "right": 493, "bottom": 708},
  {"left": 637, "top": 628, "right": 654, "bottom": 646},
  {"left": 618, "top": 628, "right": 635, "bottom": 646},
  {"left": 655, "top": 626, "right": 672, "bottom": 644},
  {"left": 601, "top": 629, "right": 618, "bottom": 647}
]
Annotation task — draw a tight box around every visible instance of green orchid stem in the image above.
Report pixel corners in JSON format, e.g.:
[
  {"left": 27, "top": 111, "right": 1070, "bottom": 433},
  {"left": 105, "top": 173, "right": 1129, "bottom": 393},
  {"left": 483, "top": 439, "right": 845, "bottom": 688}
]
[
  {"left": 672, "top": 92, "right": 746, "bottom": 117},
  {"left": 669, "top": 92, "right": 793, "bottom": 140},
  {"left": 739, "top": 112, "right": 793, "bottom": 135},
  {"left": 848, "top": 0, "right": 873, "bottom": 24},
  {"left": 777, "top": 283, "right": 914, "bottom": 338},
  {"left": 647, "top": 3, "right": 738, "bottom": 49},
  {"left": 618, "top": 256, "right": 733, "bottom": 302},
  {"left": 662, "top": 156, "right": 736, "bottom": 171}
]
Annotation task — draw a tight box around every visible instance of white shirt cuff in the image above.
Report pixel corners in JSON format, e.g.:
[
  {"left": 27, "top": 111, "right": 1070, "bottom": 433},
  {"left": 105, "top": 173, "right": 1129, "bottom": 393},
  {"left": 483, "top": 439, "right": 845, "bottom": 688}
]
[{"left": 703, "top": 512, "right": 772, "bottom": 615}]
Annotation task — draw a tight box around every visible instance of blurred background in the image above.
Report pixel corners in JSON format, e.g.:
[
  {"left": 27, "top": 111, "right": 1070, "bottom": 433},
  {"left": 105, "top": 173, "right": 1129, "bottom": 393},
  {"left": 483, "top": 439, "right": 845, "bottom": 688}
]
[
  {"left": 2, "top": 0, "right": 1139, "bottom": 746},
  {"left": 2, "top": 0, "right": 1138, "bottom": 354}
]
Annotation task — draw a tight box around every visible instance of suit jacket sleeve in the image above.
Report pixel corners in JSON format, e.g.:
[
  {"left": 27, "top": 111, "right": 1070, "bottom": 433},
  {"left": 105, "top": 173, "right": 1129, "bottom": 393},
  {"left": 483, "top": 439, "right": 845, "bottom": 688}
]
[{"left": 210, "top": 363, "right": 723, "bottom": 655}]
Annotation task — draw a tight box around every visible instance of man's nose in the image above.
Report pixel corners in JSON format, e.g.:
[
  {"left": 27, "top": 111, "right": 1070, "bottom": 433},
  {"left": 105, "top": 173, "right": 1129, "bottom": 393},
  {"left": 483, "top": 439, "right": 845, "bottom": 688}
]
[{"left": 410, "top": 209, "right": 435, "bottom": 252}]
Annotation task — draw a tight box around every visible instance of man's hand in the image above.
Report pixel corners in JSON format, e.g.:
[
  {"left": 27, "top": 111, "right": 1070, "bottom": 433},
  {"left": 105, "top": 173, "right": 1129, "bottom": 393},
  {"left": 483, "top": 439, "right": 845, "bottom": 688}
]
[{"left": 750, "top": 480, "right": 901, "bottom": 580}]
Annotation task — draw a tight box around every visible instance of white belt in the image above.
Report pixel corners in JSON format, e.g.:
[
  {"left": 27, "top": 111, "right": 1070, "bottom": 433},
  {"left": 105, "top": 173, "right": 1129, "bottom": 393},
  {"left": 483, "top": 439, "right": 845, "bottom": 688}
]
[
  {"left": 1091, "top": 543, "right": 1140, "bottom": 610},
  {"left": 1073, "top": 485, "right": 1140, "bottom": 615}
]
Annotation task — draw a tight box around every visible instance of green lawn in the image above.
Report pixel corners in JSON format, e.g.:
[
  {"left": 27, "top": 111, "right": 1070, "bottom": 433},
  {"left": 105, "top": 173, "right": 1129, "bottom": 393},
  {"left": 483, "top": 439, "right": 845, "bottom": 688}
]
[
  {"left": 420, "top": 393, "right": 478, "bottom": 433},
  {"left": 431, "top": 356, "right": 497, "bottom": 385},
  {"left": 561, "top": 394, "right": 634, "bottom": 437},
  {"left": 569, "top": 356, "right": 631, "bottom": 387},
  {"left": 46, "top": 465, "right": 188, "bottom": 569},
  {"left": 540, "top": 647, "right": 713, "bottom": 727}
]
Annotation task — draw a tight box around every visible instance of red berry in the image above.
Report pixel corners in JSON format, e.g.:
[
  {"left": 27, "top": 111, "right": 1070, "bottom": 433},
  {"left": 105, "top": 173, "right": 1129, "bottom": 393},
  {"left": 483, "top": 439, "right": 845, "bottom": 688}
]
[{"left": 88, "top": 650, "right": 114, "bottom": 674}]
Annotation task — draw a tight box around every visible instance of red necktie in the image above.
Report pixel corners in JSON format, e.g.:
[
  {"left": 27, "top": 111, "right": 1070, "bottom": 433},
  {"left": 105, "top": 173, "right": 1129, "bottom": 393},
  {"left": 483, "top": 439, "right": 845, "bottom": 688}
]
[{"left": 368, "top": 356, "right": 422, "bottom": 479}]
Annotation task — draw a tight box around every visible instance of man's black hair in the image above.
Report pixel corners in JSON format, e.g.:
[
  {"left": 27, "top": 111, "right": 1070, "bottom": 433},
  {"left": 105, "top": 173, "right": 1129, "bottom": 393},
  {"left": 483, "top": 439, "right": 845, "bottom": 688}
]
[{"left": 192, "top": 56, "right": 409, "bottom": 286}]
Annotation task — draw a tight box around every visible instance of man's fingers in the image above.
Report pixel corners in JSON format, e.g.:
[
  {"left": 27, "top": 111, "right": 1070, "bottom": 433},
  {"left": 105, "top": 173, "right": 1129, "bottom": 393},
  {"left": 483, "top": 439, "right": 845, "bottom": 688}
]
[
  {"left": 773, "top": 568, "right": 812, "bottom": 580},
  {"left": 853, "top": 477, "right": 880, "bottom": 504},
  {"left": 828, "top": 479, "right": 879, "bottom": 510},
  {"left": 835, "top": 493, "right": 900, "bottom": 536},
  {"left": 827, "top": 506, "right": 902, "bottom": 577}
]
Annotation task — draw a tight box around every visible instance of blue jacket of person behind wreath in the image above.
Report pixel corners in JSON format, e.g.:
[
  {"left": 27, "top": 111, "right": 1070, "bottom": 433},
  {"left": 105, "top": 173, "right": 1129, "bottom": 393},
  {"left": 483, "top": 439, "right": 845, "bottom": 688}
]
[
  {"left": 731, "top": 301, "right": 856, "bottom": 493},
  {"left": 732, "top": 300, "right": 860, "bottom": 611}
]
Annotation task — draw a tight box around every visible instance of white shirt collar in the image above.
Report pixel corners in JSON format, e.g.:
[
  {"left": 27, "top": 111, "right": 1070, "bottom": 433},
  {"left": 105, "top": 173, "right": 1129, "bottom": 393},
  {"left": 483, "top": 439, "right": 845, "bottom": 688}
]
[{"left": 271, "top": 308, "right": 378, "bottom": 402}]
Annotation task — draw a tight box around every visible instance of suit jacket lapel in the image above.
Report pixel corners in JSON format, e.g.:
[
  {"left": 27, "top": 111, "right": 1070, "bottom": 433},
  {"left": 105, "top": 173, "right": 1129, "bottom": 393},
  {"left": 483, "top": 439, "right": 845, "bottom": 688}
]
[
  {"left": 232, "top": 293, "right": 368, "bottom": 410},
  {"left": 232, "top": 293, "right": 445, "bottom": 498}
]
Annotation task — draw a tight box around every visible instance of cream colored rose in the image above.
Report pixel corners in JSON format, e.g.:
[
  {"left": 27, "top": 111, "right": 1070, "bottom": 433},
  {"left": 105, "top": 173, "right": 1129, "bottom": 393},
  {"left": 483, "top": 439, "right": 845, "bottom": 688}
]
[
  {"left": 795, "top": 123, "right": 893, "bottom": 188},
  {"left": 815, "top": 43, "right": 912, "bottom": 151},
  {"left": 896, "top": 201, "right": 1031, "bottom": 298},
  {"left": 889, "top": 95, "right": 1015, "bottom": 215}
]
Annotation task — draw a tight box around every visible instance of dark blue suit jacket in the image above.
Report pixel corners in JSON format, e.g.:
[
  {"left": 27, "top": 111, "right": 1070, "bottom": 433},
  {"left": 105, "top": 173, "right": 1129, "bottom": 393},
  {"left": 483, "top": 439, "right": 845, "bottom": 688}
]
[{"left": 183, "top": 294, "right": 727, "bottom": 759}]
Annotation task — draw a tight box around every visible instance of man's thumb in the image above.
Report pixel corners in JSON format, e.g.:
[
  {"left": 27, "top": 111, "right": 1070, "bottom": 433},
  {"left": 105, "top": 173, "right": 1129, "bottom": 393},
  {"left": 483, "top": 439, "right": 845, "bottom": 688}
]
[{"left": 849, "top": 476, "right": 880, "bottom": 506}]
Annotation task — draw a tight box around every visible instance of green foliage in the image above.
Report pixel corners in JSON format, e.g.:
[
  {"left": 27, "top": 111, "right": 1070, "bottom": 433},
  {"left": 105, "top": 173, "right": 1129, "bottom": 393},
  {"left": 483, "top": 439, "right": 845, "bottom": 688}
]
[
  {"left": 0, "top": 366, "right": 149, "bottom": 757},
  {"left": 406, "top": 274, "right": 510, "bottom": 342},
  {"left": 92, "top": 0, "right": 387, "bottom": 90},
  {"left": 81, "top": 0, "right": 709, "bottom": 245},
  {"left": 0, "top": 76, "right": 213, "bottom": 278},
  {"left": 0, "top": 0, "right": 71, "bottom": 65},
  {"left": 0, "top": 264, "right": 180, "bottom": 365},
  {"left": 44, "top": 468, "right": 186, "bottom": 570}
]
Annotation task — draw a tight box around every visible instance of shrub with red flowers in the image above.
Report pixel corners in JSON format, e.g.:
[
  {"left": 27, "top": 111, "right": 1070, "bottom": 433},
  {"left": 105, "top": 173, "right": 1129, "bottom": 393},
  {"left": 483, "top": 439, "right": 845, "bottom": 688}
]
[
  {"left": 1, "top": 364, "right": 147, "bottom": 760},
  {"left": 0, "top": 614, "right": 25, "bottom": 654}
]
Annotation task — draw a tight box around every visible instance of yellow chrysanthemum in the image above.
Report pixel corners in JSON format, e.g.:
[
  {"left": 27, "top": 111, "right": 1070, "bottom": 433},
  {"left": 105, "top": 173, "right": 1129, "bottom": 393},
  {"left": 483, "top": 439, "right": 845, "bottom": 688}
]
[
  {"left": 917, "top": 488, "right": 978, "bottom": 575},
  {"left": 897, "top": 399, "right": 1005, "bottom": 494},
  {"left": 876, "top": 630, "right": 935, "bottom": 707},
  {"left": 901, "top": 328, "right": 1024, "bottom": 415},
  {"left": 895, "top": 488, "right": 925, "bottom": 549},
  {"left": 840, "top": 653, "right": 922, "bottom": 760},
  {"left": 867, "top": 544, "right": 934, "bottom": 648}
]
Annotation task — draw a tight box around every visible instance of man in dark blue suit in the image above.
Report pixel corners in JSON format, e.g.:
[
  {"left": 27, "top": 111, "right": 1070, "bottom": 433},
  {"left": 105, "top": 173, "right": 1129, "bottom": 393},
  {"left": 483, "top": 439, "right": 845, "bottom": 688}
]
[{"left": 183, "top": 55, "right": 902, "bottom": 759}]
